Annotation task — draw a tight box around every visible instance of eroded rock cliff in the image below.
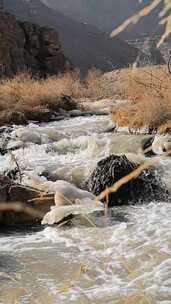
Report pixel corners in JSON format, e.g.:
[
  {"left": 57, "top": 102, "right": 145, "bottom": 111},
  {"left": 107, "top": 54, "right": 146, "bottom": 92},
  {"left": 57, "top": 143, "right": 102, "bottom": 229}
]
[{"left": 0, "top": 10, "right": 70, "bottom": 77}]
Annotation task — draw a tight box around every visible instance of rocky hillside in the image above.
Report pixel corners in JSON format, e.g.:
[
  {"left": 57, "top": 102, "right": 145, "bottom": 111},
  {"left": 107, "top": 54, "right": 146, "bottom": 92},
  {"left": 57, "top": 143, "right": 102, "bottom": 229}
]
[
  {"left": 42, "top": 0, "right": 163, "bottom": 39},
  {"left": 0, "top": 10, "right": 69, "bottom": 77},
  {"left": 4, "top": 0, "right": 139, "bottom": 73}
]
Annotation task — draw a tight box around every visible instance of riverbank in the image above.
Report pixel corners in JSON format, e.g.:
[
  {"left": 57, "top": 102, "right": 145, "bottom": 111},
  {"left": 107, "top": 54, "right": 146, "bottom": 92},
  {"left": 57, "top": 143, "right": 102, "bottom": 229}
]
[
  {"left": 0, "top": 70, "right": 115, "bottom": 126},
  {"left": 1, "top": 66, "right": 171, "bottom": 134},
  {"left": 0, "top": 73, "right": 79, "bottom": 126}
]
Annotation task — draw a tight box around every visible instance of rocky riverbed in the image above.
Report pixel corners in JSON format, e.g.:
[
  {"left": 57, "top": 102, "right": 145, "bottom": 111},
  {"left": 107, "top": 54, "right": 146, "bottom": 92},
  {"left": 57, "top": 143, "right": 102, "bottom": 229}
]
[{"left": 0, "top": 113, "right": 171, "bottom": 303}]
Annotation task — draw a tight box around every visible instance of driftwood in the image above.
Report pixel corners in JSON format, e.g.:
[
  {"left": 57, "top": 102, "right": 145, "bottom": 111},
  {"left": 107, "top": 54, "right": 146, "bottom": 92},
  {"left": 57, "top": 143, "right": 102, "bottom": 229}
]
[{"left": 0, "top": 175, "right": 54, "bottom": 226}]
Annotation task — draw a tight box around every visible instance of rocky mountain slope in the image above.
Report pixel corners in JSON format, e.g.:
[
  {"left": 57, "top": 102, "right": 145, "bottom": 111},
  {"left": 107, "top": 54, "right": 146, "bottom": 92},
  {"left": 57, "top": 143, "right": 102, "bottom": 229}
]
[
  {"left": 0, "top": 9, "right": 69, "bottom": 77},
  {"left": 42, "top": 0, "right": 163, "bottom": 39},
  {"left": 4, "top": 0, "right": 139, "bottom": 73}
]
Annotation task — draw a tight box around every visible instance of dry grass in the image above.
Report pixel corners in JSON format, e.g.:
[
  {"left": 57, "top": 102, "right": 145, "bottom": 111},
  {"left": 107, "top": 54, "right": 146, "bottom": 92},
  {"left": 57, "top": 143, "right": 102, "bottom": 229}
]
[
  {"left": 112, "top": 65, "right": 171, "bottom": 132},
  {"left": 0, "top": 68, "right": 118, "bottom": 125},
  {"left": 158, "top": 120, "right": 171, "bottom": 133},
  {"left": 1, "top": 65, "right": 171, "bottom": 132},
  {"left": 0, "top": 69, "right": 114, "bottom": 111},
  {"left": 0, "top": 72, "right": 79, "bottom": 111}
]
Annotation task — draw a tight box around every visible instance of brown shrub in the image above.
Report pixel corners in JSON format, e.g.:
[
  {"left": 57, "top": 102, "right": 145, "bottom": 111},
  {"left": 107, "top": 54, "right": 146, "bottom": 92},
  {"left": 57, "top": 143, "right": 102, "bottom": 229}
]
[
  {"left": 84, "top": 68, "right": 104, "bottom": 98},
  {"left": 112, "top": 65, "right": 171, "bottom": 132},
  {"left": 0, "top": 71, "right": 82, "bottom": 111}
]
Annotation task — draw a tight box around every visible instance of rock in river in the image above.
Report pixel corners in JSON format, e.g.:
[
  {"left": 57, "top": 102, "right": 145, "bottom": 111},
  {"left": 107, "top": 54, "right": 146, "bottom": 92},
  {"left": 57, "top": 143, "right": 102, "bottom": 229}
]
[{"left": 85, "top": 154, "right": 168, "bottom": 207}]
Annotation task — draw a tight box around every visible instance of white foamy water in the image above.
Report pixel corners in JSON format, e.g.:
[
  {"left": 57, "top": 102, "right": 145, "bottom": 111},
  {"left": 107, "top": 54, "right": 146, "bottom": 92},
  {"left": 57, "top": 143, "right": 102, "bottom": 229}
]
[{"left": 0, "top": 115, "right": 171, "bottom": 303}]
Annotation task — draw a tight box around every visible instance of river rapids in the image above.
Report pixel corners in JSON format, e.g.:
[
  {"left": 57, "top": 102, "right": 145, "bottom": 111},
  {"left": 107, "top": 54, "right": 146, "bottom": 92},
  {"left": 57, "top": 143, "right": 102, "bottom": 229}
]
[{"left": 0, "top": 115, "right": 171, "bottom": 303}]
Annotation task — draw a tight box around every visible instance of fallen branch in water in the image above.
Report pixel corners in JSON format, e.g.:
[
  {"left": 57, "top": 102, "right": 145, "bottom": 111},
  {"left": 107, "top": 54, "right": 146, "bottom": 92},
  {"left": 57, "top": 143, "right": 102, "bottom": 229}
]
[
  {"left": 0, "top": 202, "right": 43, "bottom": 218},
  {"left": 28, "top": 194, "right": 54, "bottom": 204}
]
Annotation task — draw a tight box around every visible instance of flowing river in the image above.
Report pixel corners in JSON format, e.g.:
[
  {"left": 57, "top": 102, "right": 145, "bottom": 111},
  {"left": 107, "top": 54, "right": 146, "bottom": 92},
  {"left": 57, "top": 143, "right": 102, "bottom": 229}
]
[{"left": 0, "top": 115, "right": 171, "bottom": 304}]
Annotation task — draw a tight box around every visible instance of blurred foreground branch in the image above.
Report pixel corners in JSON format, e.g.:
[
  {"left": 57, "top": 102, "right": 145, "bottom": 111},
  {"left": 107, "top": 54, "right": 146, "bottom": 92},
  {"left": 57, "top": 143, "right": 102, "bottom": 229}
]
[
  {"left": 110, "top": 0, "right": 171, "bottom": 47},
  {"left": 0, "top": 202, "right": 43, "bottom": 218}
]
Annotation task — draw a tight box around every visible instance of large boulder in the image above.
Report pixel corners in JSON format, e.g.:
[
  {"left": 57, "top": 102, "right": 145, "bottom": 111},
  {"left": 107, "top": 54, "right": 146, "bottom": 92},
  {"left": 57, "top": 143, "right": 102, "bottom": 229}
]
[{"left": 85, "top": 155, "right": 168, "bottom": 207}]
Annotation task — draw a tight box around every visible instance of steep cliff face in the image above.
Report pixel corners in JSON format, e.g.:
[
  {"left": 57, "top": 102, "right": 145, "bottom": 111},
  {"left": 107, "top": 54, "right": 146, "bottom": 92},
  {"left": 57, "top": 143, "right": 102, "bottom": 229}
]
[
  {"left": 0, "top": 10, "right": 25, "bottom": 76},
  {"left": 0, "top": 10, "right": 69, "bottom": 77},
  {"left": 20, "top": 22, "right": 70, "bottom": 76}
]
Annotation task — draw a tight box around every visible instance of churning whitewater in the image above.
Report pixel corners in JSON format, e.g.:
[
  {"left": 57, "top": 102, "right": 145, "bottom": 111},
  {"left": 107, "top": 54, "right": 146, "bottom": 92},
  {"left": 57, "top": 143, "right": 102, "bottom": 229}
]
[{"left": 0, "top": 115, "right": 171, "bottom": 303}]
